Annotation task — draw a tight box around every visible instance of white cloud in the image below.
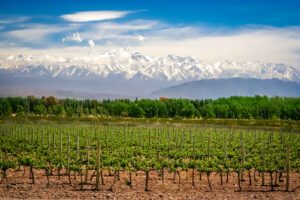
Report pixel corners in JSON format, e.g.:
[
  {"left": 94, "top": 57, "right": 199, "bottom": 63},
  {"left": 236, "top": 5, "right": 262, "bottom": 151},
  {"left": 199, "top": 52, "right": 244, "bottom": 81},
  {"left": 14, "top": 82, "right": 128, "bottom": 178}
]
[
  {"left": 0, "top": 16, "right": 30, "bottom": 24},
  {"left": 61, "top": 11, "right": 131, "bottom": 22},
  {"left": 6, "top": 24, "right": 72, "bottom": 43},
  {"left": 94, "top": 20, "right": 159, "bottom": 31},
  {"left": 137, "top": 26, "right": 300, "bottom": 66},
  {"left": 78, "top": 20, "right": 160, "bottom": 43},
  {"left": 88, "top": 40, "right": 95, "bottom": 48},
  {"left": 62, "top": 32, "right": 82, "bottom": 43},
  {"left": 1, "top": 17, "right": 300, "bottom": 67},
  {"left": 138, "top": 35, "right": 145, "bottom": 42}
]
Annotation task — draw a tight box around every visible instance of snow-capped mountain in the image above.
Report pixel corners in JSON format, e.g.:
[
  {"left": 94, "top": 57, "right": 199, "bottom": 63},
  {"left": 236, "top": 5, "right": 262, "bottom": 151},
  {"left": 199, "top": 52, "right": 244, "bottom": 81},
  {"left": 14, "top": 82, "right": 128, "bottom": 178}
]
[{"left": 1, "top": 48, "right": 299, "bottom": 82}]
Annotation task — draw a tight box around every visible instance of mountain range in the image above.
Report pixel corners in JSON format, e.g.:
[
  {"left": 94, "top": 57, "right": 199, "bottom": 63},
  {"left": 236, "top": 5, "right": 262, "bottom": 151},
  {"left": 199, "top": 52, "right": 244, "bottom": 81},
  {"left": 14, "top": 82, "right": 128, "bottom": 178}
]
[
  {"left": 0, "top": 48, "right": 300, "bottom": 98},
  {"left": 151, "top": 78, "right": 300, "bottom": 99},
  {"left": 1, "top": 48, "right": 299, "bottom": 82}
]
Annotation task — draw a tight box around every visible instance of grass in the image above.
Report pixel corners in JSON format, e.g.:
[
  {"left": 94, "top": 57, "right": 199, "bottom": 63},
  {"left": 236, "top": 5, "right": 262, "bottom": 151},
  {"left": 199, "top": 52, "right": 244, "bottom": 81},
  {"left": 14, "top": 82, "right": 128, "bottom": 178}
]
[{"left": 0, "top": 116, "right": 299, "bottom": 131}]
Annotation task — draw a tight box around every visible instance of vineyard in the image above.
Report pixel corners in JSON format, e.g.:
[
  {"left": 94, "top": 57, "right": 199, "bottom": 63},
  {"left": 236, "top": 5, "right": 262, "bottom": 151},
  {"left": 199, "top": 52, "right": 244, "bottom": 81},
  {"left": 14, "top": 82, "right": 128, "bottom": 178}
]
[{"left": 0, "top": 121, "right": 300, "bottom": 198}]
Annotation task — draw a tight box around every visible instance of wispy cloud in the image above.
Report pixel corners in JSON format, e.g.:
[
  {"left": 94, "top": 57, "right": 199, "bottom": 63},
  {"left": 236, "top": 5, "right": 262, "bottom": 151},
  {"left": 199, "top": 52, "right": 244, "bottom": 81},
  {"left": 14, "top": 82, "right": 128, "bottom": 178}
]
[
  {"left": 0, "top": 12, "right": 300, "bottom": 67},
  {"left": 0, "top": 16, "right": 30, "bottom": 24},
  {"left": 62, "top": 31, "right": 82, "bottom": 43},
  {"left": 3, "top": 24, "right": 75, "bottom": 45},
  {"left": 77, "top": 20, "right": 161, "bottom": 45},
  {"left": 93, "top": 20, "right": 159, "bottom": 31},
  {"left": 138, "top": 35, "right": 145, "bottom": 42},
  {"left": 137, "top": 26, "right": 300, "bottom": 66},
  {"left": 61, "top": 11, "right": 131, "bottom": 22},
  {"left": 88, "top": 40, "right": 95, "bottom": 48}
]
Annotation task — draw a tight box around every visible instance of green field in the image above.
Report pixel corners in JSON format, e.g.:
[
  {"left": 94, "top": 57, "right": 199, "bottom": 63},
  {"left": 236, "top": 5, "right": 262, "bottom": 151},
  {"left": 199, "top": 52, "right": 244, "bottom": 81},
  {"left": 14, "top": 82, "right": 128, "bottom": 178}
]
[{"left": 0, "top": 118, "right": 299, "bottom": 192}]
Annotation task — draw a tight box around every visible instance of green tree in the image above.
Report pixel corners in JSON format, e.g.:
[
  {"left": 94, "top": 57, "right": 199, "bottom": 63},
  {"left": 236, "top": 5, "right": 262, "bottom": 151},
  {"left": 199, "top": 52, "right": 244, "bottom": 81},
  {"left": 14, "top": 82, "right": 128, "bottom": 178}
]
[{"left": 128, "top": 103, "right": 144, "bottom": 117}]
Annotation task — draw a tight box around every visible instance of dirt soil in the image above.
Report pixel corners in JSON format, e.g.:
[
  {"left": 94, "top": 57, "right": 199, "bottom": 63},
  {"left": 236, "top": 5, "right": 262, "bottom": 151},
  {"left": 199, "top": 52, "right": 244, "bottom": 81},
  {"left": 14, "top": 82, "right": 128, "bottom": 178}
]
[{"left": 0, "top": 169, "right": 299, "bottom": 200}]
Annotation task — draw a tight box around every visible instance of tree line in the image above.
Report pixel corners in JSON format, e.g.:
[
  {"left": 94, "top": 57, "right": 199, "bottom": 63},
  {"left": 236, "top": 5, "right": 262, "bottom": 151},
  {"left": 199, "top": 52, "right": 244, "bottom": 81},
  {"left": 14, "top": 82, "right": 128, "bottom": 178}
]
[{"left": 0, "top": 95, "right": 299, "bottom": 120}]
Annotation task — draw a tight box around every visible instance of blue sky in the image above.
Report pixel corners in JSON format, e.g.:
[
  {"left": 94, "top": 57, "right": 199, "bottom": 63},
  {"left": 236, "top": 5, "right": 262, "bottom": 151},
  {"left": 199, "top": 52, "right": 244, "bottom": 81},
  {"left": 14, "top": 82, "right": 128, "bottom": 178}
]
[
  {"left": 1, "top": 0, "right": 300, "bottom": 26},
  {"left": 0, "top": 0, "right": 300, "bottom": 66}
]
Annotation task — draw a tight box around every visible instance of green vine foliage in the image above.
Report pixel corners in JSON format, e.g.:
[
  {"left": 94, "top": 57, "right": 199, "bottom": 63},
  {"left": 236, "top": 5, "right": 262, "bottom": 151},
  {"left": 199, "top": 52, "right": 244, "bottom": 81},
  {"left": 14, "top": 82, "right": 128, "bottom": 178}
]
[{"left": 0, "top": 123, "right": 299, "bottom": 191}]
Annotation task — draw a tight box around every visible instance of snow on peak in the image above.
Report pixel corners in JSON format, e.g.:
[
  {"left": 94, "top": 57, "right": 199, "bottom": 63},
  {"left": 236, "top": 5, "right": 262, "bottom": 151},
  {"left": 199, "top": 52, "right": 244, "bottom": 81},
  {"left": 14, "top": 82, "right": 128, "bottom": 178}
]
[{"left": 0, "top": 48, "right": 299, "bottom": 82}]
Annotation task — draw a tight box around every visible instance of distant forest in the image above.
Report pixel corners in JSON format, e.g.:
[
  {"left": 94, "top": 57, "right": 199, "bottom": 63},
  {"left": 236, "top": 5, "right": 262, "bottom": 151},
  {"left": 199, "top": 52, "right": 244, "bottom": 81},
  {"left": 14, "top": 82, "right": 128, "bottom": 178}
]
[{"left": 0, "top": 96, "right": 299, "bottom": 120}]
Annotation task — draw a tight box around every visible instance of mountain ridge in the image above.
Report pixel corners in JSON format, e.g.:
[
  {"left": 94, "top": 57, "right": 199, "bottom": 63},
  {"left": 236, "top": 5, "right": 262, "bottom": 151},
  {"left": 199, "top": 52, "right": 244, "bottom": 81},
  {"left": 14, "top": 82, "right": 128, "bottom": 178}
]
[
  {"left": 1, "top": 48, "right": 299, "bottom": 83},
  {"left": 1, "top": 78, "right": 299, "bottom": 100},
  {"left": 151, "top": 78, "right": 300, "bottom": 99}
]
